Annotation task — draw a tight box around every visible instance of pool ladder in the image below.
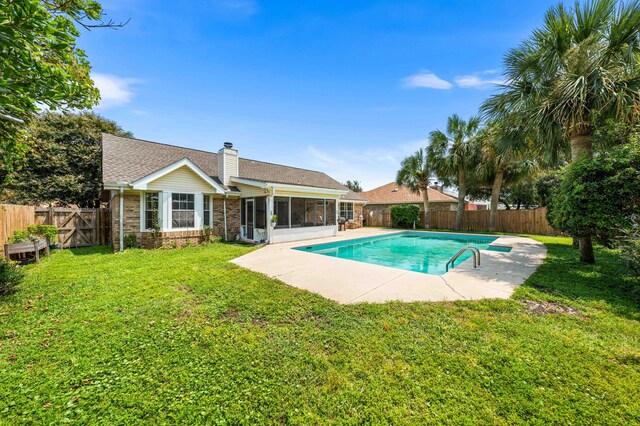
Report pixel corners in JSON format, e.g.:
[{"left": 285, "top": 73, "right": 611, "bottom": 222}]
[{"left": 445, "top": 246, "right": 481, "bottom": 272}]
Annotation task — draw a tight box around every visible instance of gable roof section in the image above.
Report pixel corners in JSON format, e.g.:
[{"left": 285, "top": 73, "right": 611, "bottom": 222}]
[
  {"left": 360, "top": 182, "right": 456, "bottom": 204},
  {"left": 102, "top": 134, "right": 355, "bottom": 192},
  {"left": 130, "top": 158, "right": 225, "bottom": 193}
]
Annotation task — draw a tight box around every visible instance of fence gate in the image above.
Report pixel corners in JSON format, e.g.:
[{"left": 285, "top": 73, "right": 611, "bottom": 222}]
[{"left": 35, "top": 208, "right": 111, "bottom": 248}]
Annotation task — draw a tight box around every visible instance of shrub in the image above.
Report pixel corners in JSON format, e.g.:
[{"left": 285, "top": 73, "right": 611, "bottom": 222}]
[
  {"left": 547, "top": 142, "right": 640, "bottom": 246},
  {"left": 0, "top": 259, "right": 23, "bottom": 296},
  {"left": 390, "top": 204, "right": 421, "bottom": 228},
  {"left": 8, "top": 230, "right": 30, "bottom": 244},
  {"left": 123, "top": 234, "right": 137, "bottom": 249},
  {"left": 202, "top": 225, "right": 215, "bottom": 243},
  {"left": 27, "top": 224, "right": 58, "bottom": 244}
]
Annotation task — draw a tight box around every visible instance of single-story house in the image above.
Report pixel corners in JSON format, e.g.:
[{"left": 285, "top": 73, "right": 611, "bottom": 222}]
[
  {"left": 101, "top": 134, "right": 367, "bottom": 250},
  {"left": 360, "top": 182, "right": 457, "bottom": 225}
]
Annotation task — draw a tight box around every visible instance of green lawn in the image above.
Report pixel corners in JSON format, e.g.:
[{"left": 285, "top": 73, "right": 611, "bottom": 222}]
[{"left": 1, "top": 237, "right": 639, "bottom": 424}]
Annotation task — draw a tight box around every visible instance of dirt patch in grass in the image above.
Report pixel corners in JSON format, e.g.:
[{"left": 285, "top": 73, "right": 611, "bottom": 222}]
[
  {"left": 523, "top": 300, "right": 587, "bottom": 318},
  {"left": 220, "top": 307, "right": 241, "bottom": 319}
]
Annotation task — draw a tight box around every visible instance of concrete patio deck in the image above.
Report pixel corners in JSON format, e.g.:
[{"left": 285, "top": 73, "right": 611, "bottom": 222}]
[{"left": 231, "top": 228, "right": 547, "bottom": 304}]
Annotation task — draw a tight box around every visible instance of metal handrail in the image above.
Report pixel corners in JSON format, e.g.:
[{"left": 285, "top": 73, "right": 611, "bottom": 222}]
[
  {"left": 445, "top": 246, "right": 481, "bottom": 272},
  {"left": 465, "top": 246, "right": 481, "bottom": 266}
]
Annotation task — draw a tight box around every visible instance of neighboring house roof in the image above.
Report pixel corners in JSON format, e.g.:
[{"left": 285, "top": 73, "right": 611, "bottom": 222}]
[
  {"left": 102, "top": 134, "right": 361, "bottom": 197},
  {"left": 360, "top": 182, "right": 457, "bottom": 204},
  {"left": 344, "top": 190, "right": 367, "bottom": 202}
]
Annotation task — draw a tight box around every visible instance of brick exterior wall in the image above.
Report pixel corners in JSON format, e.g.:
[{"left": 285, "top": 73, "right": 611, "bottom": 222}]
[
  {"left": 346, "top": 202, "right": 365, "bottom": 229},
  {"left": 110, "top": 191, "right": 241, "bottom": 251}
]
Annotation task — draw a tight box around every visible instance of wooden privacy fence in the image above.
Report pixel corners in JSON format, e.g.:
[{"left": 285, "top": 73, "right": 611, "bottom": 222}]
[
  {"left": 366, "top": 210, "right": 393, "bottom": 228},
  {"left": 35, "top": 207, "right": 111, "bottom": 248},
  {"left": 365, "top": 207, "right": 559, "bottom": 235},
  {"left": 0, "top": 204, "right": 37, "bottom": 249},
  {"left": 428, "top": 208, "right": 558, "bottom": 235}
]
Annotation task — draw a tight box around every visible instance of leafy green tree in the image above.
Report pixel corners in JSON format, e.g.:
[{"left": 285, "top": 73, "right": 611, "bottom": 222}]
[
  {"left": 534, "top": 172, "right": 562, "bottom": 207},
  {"left": 396, "top": 149, "right": 434, "bottom": 228},
  {"left": 482, "top": 0, "right": 640, "bottom": 263},
  {"left": 547, "top": 141, "right": 640, "bottom": 247},
  {"left": 343, "top": 180, "right": 363, "bottom": 192},
  {"left": 503, "top": 180, "right": 538, "bottom": 210},
  {"left": 0, "top": 112, "right": 132, "bottom": 206},
  {"left": 0, "top": 0, "right": 125, "bottom": 174},
  {"left": 428, "top": 114, "right": 482, "bottom": 230}
]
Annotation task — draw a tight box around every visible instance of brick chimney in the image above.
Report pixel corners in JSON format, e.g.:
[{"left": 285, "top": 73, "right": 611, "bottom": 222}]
[{"left": 218, "top": 142, "right": 238, "bottom": 185}]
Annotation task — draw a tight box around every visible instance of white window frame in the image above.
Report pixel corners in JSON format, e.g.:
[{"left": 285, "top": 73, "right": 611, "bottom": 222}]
[
  {"left": 170, "top": 192, "right": 198, "bottom": 230},
  {"left": 203, "top": 194, "right": 213, "bottom": 228},
  {"left": 340, "top": 202, "right": 354, "bottom": 221},
  {"left": 140, "top": 192, "right": 162, "bottom": 232}
]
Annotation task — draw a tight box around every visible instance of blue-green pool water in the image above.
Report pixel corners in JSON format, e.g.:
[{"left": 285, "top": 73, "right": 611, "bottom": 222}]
[{"left": 294, "top": 232, "right": 500, "bottom": 275}]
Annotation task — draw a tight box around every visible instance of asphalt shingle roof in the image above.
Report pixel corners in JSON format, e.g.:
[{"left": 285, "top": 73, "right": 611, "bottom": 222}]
[
  {"left": 102, "top": 134, "right": 365, "bottom": 198},
  {"left": 360, "top": 182, "right": 456, "bottom": 204}
]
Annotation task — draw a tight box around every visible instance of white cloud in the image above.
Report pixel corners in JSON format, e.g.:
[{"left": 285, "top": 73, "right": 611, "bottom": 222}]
[
  {"left": 401, "top": 71, "right": 453, "bottom": 90},
  {"left": 92, "top": 73, "right": 142, "bottom": 109},
  {"left": 307, "top": 146, "right": 339, "bottom": 165},
  {"left": 454, "top": 70, "right": 505, "bottom": 89}
]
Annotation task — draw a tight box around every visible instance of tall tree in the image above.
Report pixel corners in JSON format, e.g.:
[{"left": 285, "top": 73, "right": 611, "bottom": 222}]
[
  {"left": 428, "top": 114, "right": 482, "bottom": 230},
  {"left": 0, "top": 0, "right": 126, "bottom": 175},
  {"left": 396, "top": 149, "right": 433, "bottom": 228},
  {"left": 343, "top": 180, "right": 363, "bottom": 192},
  {"left": 0, "top": 112, "right": 132, "bottom": 207},
  {"left": 476, "top": 124, "right": 537, "bottom": 231},
  {"left": 482, "top": 0, "right": 640, "bottom": 263}
]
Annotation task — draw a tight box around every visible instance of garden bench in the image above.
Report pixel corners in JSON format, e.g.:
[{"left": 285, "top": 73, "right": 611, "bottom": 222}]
[{"left": 4, "top": 238, "right": 49, "bottom": 264}]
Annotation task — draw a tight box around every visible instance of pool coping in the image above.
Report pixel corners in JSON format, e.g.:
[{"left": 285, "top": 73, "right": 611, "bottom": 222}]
[{"left": 231, "top": 228, "right": 547, "bottom": 304}]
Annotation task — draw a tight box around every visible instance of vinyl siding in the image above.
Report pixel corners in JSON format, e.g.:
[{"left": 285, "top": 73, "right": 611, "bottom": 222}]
[
  {"left": 218, "top": 148, "right": 238, "bottom": 185},
  {"left": 147, "top": 166, "right": 216, "bottom": 193},
  {"left": 236, "top": 183, "right": 269, "bottom": 198}
]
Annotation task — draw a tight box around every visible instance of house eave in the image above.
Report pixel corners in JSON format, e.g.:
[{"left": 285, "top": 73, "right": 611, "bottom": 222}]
[{"left": 230, "top": 177, "right": 348, "bottom": 197}]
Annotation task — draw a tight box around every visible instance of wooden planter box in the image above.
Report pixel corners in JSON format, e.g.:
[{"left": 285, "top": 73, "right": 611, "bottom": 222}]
[{"left": 4, "top": 238, "right": 49, "bottom": 264}]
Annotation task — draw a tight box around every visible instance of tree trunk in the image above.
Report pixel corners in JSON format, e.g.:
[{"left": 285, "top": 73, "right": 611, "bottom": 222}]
[
  {"left": 455, "top": 168, "right": 466, "bottom": 231},
  {"left": 488, "top": 169, "right": 504, "bottom": 232},
  {"left": 571, "top": 130, "right": 595, "bottom": 263},
  {"left": 420, "top": 186, "right": 430, "bottom": 229},
  {"left": 570, "top": 132, "right": 593, "bottom": 161},
  {"left": 578, "top": 234, "right": 595, "bottom": 263}
]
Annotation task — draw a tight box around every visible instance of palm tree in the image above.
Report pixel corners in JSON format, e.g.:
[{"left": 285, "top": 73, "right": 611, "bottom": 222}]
[
  {"left": 428, "top": 114, "right": 482, "bottom": 231},
  {"left": 476, "top": 123, "right": 537, "bottom": 232},
  {"left": 482, "top": 0, "right": 640, "bottom": 263},
  {"left": 396, "top": 149, "right": 433, "bottom": 228}
]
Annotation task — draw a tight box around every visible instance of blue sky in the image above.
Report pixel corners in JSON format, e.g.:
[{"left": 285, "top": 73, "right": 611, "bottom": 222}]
[{"left": 81, "top": 0, "right": 557, "bottom": 190}]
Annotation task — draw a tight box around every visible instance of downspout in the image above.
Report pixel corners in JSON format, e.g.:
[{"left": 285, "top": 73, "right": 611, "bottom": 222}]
[
  {"left": 223, "top": 193, "right": 228, "bottom": 241},
  {"left": 268, "top": 186, "right": 275, "bottom": 244},
  {"left": 119, "top": 186, "right": 124, "bottom": 252}
]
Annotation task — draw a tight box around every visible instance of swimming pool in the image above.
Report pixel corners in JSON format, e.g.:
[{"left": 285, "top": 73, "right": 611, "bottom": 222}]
[{"left": 294, "top": 231, "right": 504, "bottom": 275}]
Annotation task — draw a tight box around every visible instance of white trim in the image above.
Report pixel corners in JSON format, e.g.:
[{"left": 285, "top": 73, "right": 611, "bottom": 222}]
[
  {"left": 229, "top": 177, "right": 268, "bottom": 188},
  {"left": 119, "top": 187, "right": 124, "bottom": 252},
  {"left": 139, "top": 191, "right": 162, "bottom": 232},
  {"left": 169, "top": 191, "right": 198, "bottom": 230},
  {"left": 229, "top": 177, "right": 347, "bottom": 196},
  {"left": 130, "top": 158, "right": 226, "bottom": 193}
]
